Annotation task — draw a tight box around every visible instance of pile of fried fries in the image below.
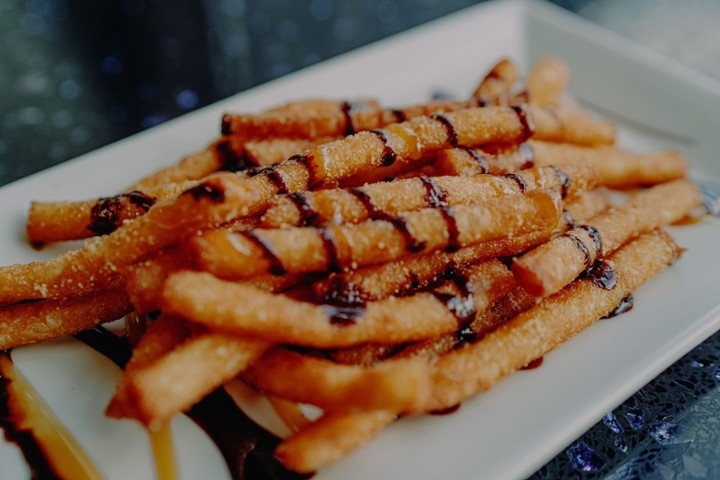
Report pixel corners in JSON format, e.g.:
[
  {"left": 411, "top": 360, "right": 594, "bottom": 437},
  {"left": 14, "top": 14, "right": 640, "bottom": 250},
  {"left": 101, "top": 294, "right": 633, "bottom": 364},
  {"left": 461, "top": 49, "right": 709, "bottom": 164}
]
[{"left": 0, "top": 56, "right": 701, "bottom": 473}]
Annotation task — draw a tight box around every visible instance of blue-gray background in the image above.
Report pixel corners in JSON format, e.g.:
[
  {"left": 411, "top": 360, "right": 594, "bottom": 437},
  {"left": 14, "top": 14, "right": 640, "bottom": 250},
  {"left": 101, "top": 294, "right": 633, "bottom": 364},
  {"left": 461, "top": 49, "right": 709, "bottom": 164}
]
[{"left": 1, "top": 1, "right": 719, "bottom": 478}]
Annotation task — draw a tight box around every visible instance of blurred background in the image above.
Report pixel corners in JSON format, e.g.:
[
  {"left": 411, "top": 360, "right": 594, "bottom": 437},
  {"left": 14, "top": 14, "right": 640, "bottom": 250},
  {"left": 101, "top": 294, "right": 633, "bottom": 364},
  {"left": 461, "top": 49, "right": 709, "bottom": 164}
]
[
  {"left": 1, "top": 0, "right": 720, "bottom": 478},
  {"left": 2, "top": 0, "right": 720, "bottom": 185}
]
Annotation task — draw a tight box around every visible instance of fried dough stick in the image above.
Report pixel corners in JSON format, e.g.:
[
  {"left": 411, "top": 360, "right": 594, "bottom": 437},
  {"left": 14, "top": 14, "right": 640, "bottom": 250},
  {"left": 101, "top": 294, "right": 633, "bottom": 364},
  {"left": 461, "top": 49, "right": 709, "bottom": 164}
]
[
  {"left": 106, "top": 314, "right": 192, "bottom": 418},
  {"left": 431, "top": 144, "right": 537, "bottom": 176},
  {"left": 472, "top": 58, "right": 518, "bottom": 101},
  {"left": 162, "top": 257, "right": 518, "bottom": 348},
  {"left": 118, "top": 331, "right": 271, "bottom": 429},
  {"left": 529, "top": 140, "right": 688, "bottom": 188},
  {"left": 512, "top": 179, "right": 701, "bottom": 297},
  {"left": 0, "top": 289, "right": 132, "bottom": 349},
  {"left": 1, "top": 106, "right": 545, "bottom": 306},
  {"left": 330, "top": 282, "right": 534, "bottom": 366},
  {"left": 124, "top": 246, "right": 309, "bottom": 314},
  {"left": 276, "top": 230, "right": 679, "bottom": 472},
  {"left": 189, "top": 189, "right": 561, "bottom": 279},
  {"left": 275, "top": 411, "right": 397, "bottom": 474},
  {"left": 426, "top": 229, "right": 682, "bottom": 411},
  {"left": 243, "top": 348, "right": 431, "bottom": 413},
  {"left": 525, "top": 56, "right": 570, "bottom": 107},
  {"left": 261, "top": 163, "right": 593, "bottom": 229},
  {"left": 311, "top": 188, "right": 608, "bottom": 308}
]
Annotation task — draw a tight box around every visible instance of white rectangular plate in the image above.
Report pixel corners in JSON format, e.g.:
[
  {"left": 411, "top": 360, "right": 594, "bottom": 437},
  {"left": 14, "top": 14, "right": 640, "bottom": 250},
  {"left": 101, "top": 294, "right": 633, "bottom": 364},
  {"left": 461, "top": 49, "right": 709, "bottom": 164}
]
[{"left": 2, "top": 0, "right": 720, "bottom": 479}]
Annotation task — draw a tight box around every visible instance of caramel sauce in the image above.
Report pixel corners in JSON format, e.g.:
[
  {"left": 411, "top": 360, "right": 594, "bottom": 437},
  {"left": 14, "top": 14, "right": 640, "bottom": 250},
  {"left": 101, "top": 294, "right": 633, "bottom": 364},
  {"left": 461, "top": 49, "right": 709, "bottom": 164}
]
[
  {"left": 149, "top": 423, "right": 180, "bottom": 480},
  {"left": 267, "top": 397, "right": 310, "bottom": 434},
  {"left": 0, "top": 353, "right": 104, "bottom": 480}
]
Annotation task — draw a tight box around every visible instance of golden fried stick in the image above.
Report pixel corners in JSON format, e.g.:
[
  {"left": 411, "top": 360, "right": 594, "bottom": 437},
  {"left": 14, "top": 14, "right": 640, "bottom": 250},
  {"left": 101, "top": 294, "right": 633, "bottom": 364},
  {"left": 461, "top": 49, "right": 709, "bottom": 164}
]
[
  {"left": 532, "top": 106, "right": 615, "bottom": 145},
  {"left": 162, "top": 257, "right": 517, "bottom": 348},
  {"left": 243, "top": 348, "right": 430, "bottom": 412},
  {"left": 431, "top": 144, "right": 536, "bottom": 176},
  {"left": 4, "top": 107, "right": 542, "bottom": 305},
  {"left": 0, "top": 289, "right": 132, "bottom": 349},
  {"left": 189, "top": 189, "right": 561, "bottom": 279},
  {"left": 525, "top": 56, "right": 570, "bottom": 107},
  {"left": 472, "top": 58, "right": 518, "bottom": 101},
  {"left": 424, "top": 229, "right": 683, "bottom": 411},
  {"left": 261, "top": 163, "right": 592, "bottom": 229},
  {"left": 512, "top": 179, "right": 701, "bottom": 297},
  {"left": 120, "top": 332, "right": 270, "bottom": 429},
  {"left": 106, "top": 314, "right": 192, "bottom": 418},
  {"left": 529, "top": 140, "right": 688, "bottom": 188},
  {"left": 275, "top": 411, "right": 396, "bottom": 474}
]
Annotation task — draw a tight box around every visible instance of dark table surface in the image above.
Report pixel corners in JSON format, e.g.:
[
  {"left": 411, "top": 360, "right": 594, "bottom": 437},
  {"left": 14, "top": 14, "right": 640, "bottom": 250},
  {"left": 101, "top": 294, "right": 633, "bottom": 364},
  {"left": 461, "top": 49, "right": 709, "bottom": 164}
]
[{"left": 1, "top": 0, "right": 719, "bottom": 478}]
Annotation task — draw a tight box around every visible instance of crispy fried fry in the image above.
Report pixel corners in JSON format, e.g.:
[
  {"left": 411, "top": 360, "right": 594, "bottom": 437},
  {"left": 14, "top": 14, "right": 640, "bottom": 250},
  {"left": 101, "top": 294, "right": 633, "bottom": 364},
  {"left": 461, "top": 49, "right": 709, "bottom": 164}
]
[
  {"left": 532, "top": 106, "right": 615, "bottom": 145},
  {"left": 121, "top": 333, "right": 270, "bottom": 429},
  {"left": 0, "top": 289, "right": 132, "bottom": 349},
  {"left": 424, "top": 229, "right": 683, "bottom": 411},
  {"left": 162, "top": 257, "right": 516, "bottom": 348},
  {"left": 525, "top": 56, "right": 570, "bottom": 107},
  {"left": 432, "top": 143, "right": 536, "bottom": 176},
  {"left": 529, "top": 140, "right": 688, "bottom": 188},
  {"left": 275, "top": 411, "right": 396, "bottom": 474},
  {"left": 472, "top": 58, "right": 518, "bottom": 102},
  {"left": 190, "top": 189, "right": 561, "bottom": 279},
  {"left": 106, "top": 314, "right": 192, "bottom": 418},
  {"left": 243, "top": 348, "right": 430, "bottom": 412},
  {"left": 261, "top": 164, "right": 592, "bottom": 229},
  {"left": 512, "top": 179, "right": 701, "bottom": 297}
]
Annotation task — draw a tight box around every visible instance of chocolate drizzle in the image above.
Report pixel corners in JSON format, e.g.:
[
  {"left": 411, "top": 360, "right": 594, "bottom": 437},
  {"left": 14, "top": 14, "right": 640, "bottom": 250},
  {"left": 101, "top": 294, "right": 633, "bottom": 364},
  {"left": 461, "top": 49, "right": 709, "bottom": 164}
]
[
  {"left": 602, "top": 294, "right": 634, "bottom": 319},
  {"left": 322, "top": 304, "right": 366, "bottom": 327},
  {"left": 577, "top": 224, "right": 602, "bottom": 256},
  {"left": 458, "top": 146, "right": 489, "bottom": 173},
  {"left": 440, "top": 207, "right": 461, "bottom": 252},
  {"left": 369, "top": 130, "right": 397, "bottom": 166},
  {"left": 430, "top": 113, "right": 458, "bottom": 146},
  {"left": 511, "top": 105, "right": 536, "bottom": 142},
  {"left": 503, "top": 173, "right": 527, "bottom": 193},
  {"left": 215, "top": 139, "right": 256, "bottom": 172},
  {"left": 318, "top": 228, "right": 343, "bottom": 273},
  {"left": 431, "top": 273, "right": 477, "bottom": 329},
  {"left": 321, "top": 277, "right": 368, "bottom": 306},
  {"left": 287, "top": 193, "right": 319, "bottom": 227},
  {"left": 340, "top": 101, "right": 356, "bottom": 136},
  {"left": 185, "top": 183, "right": 225, "bottom": 202},
  {"left": 517, "top": 143, "right": 536, "bottom": 170},
  {"left": 88, "top": 191, "right": 156, "bottom": 236},
  {"left": 549, "top": 165, "right": 571, "bottom": 198},
  {"left": 73, "top": 326, "right": 308, "bottom": 480},
  {"left": 390, "top": 109, "right": 406, "bottom": 123},
  {"left": 429, "top": 404, "right": 461, "bottom": 416},
  {"left": 583, "top": 259, "right": 618, "bottom": 290},
  {"left": 562, "top": 232, "right": 592, "bottom": 269},
  {"left": 254, "top": 167, "right": 290, "bottom": 195},
  {"left": 220, "top": 114, "right": 233, "bottom": 135},
  {"left": 242, "top": 232, "right": 287, "bottom": 276},
  {"left": 562, "top": 209, "right": 576, "bottom": 229},
  {"left": 287, "top": 154, "right": 321, "bottom": 189},
  {"left": 520, "top": 356, "right": 544, "bottom": 370},
  {"left": 348, "top": 188, "right": 426, "bottom": 253},
  {"left": 419, "top": 176, "right": 449, "bottom": 208}
]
